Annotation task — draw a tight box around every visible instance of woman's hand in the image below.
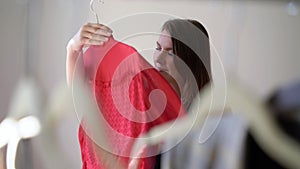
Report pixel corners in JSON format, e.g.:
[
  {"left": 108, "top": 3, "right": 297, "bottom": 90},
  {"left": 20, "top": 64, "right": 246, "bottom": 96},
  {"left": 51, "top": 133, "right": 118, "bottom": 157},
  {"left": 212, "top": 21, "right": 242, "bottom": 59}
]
[
  {"left": 66, "top": 23, "right": 112, "bottom": 86},
  {"left": 67, "top": 23, "right": 113, "bottom": 52}
]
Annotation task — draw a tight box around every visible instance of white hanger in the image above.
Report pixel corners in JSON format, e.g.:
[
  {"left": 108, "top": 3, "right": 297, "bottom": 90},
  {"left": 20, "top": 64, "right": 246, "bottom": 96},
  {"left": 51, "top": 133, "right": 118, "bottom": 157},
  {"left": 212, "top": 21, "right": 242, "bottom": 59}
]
[
  {"left": 0, "top": 78, "right": 41, "bottom": 169},
  {"left": 90, "top": 0, "right": 104, "bottom": 24},
  {"left": 130, "top": 78, "right": 300, "bottom": 169}
]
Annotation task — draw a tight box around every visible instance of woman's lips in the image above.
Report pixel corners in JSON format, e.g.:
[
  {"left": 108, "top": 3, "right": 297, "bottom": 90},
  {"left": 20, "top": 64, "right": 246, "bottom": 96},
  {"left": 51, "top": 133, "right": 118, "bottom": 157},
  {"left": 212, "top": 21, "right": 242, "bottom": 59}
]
[{"left": 156, "top": 67, "right": 168, "bottom": 72}]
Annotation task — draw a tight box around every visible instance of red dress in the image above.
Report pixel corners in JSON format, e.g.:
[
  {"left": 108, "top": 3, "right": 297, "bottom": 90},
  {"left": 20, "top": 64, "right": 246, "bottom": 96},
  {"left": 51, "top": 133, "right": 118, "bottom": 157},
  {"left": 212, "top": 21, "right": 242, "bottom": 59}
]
[{"left": 78, "top": 37, "right": 185, "bottom": 169}]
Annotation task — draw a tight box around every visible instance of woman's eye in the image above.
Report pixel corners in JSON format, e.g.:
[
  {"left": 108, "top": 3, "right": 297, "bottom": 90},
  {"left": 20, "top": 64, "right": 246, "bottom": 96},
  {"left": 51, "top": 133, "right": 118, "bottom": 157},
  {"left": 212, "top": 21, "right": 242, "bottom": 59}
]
[
  {"left": 155, "top": 47, "right": 161, "bottom": 51},
  {"left": 168, "top": 51, "right": 175, "bottom": 56}
]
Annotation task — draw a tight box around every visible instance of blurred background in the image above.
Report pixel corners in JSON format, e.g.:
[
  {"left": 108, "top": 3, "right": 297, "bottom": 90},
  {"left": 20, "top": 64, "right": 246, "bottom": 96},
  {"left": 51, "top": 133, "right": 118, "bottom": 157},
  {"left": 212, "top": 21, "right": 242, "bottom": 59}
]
[{"left": 0, "top": 0, "right": 299, "bottom": 169}]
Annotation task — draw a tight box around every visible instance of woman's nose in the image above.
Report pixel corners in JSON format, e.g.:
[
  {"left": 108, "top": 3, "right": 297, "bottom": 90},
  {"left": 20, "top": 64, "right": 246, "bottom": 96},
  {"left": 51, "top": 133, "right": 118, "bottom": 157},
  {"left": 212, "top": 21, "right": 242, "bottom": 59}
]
[{"left": 154, "top": 51, "right": 166, "bottom": 65}]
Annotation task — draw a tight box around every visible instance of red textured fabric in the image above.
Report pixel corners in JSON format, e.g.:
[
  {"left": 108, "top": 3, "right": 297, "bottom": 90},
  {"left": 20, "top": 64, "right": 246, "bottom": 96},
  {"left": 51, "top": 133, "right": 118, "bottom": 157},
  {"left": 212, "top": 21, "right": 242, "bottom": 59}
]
[{"left": 78, "top": 37, "right": 185, "bottom": 169}]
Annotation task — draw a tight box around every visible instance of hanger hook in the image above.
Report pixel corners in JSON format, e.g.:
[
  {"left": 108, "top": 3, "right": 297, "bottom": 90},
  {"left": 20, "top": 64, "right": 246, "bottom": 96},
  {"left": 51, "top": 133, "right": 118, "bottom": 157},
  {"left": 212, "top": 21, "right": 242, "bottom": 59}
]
[{"left": 90, "top": 0, "right": 104, "bottom": 24}]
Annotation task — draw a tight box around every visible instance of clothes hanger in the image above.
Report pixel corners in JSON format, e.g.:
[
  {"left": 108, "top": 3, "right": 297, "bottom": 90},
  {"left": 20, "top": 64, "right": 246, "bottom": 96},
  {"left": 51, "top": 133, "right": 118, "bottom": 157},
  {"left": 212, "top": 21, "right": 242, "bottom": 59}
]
[
  {"left": 0, "top": 78, "right": 41, "bottom": 169},
  {"left": 90, "top": 0, "right": 104, "bottom": 24},
  {"left": 130, "top": 78, "right": 300, "bottom": 169}
]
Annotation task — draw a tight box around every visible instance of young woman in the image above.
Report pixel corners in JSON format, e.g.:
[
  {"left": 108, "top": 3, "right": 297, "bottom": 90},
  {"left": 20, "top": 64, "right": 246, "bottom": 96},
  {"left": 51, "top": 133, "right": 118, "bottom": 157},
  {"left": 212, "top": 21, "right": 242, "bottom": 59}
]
[
  {"left": 66, "top": 19, "right": 211, "bottom": 169},
  {"left": 153, "top": 19, "right": 211, "bottom": 110}
]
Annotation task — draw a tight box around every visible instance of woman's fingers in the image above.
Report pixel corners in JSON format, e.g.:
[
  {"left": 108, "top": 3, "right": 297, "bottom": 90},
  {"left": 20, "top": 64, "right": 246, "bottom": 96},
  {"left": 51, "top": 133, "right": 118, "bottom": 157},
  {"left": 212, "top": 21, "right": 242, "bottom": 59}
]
[
  {"left": 95, "top": 28, "right": 112, "bottom": 37},
  {"left": 81, "top": 31, "right": 109, "bottom": 41},
  {"left": 92, "top": 34, "right": 109, "bottom": 41},
  {"left": 87, "top": 23, "right": 113, "bottom": 33},
  {"left": 68, "top": 23, "right": 112, "bottom": 52},
  {"left": 78, "top": 37, "right": 105, "bottom": 46},
  {"left": 84, "top": 23, "right": 112, "bottom": 35},
  {"left": 87, "top": 39, "right": 105, "bottom": 46},
  {"left": 80, "top": 23, "right": 112, "bottom": 44}
]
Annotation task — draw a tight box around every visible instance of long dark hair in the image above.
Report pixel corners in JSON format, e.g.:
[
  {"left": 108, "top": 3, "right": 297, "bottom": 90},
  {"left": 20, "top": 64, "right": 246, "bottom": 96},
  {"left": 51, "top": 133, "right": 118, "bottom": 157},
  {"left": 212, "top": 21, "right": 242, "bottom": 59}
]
[{"left": 162, "top": 19, "right": 211, "bottom": 108}]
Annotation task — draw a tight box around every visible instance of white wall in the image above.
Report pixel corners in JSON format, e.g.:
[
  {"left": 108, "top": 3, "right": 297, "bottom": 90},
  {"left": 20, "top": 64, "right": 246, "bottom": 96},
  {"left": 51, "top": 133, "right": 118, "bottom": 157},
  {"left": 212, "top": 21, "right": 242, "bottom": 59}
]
[
  {"left": 238, "top": 1, "right": 300, "bottom": 97},
  {"left": 0, "top": 0, "right": 26, "bottom": 119},
  {"left": 0, "top": 0, "right": 299, "bottom": 168}
]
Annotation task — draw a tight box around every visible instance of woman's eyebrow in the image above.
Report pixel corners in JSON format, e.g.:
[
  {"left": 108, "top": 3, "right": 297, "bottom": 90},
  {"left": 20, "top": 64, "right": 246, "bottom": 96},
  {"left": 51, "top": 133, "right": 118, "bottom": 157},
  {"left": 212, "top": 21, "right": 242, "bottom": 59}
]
[
  {"left": 156, "top": 41, "right": 173, "bottom": 51},
  {"left": 164, "top": 47, "right": 173, "bottom": 51}
]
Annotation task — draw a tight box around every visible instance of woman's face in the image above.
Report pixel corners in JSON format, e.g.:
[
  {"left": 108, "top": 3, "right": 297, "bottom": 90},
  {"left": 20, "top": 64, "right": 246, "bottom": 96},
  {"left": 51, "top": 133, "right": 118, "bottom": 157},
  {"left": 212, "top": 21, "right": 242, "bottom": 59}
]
[{"left": 153, "top": 30, "right": 183, "bottom": 95}]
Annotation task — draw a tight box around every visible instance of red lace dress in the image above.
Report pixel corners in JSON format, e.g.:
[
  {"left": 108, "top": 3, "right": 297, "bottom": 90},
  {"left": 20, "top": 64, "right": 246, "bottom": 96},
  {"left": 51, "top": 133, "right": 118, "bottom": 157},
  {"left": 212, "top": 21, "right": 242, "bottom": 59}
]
[{"left": 78, "top": 37, "right": 185, "bottom": 169}]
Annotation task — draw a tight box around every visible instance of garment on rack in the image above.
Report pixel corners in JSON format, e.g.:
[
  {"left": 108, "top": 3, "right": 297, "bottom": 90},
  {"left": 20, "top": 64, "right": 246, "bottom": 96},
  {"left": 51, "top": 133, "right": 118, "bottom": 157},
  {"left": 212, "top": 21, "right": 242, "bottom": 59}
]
[
  {"left": 244, "top": 81, "right": 300, "bottom": 169},
  {"left": 160, "top": 114, "right": 248, "bottom": 169},
  {"left": 78, "top": 37, "right": 185, "bottom": 169}
]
